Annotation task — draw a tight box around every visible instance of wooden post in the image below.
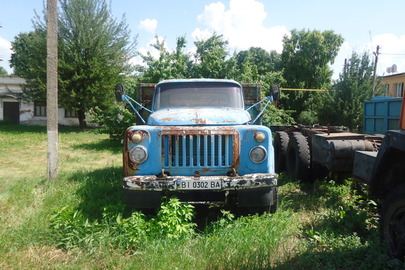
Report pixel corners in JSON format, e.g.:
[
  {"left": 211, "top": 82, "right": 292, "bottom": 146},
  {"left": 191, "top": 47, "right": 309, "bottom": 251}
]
[{"left": 47, "top": 0, "right": 58, "bottom": 180}]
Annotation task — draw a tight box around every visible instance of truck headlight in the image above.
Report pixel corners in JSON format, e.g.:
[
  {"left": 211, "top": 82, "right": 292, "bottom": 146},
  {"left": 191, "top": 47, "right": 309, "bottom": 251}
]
[
  {"left": 249, "top": 146, "right": 267, "bottom": 163},
  {"left": 129, "top": 146, "right": 148, "bottom": 164}
]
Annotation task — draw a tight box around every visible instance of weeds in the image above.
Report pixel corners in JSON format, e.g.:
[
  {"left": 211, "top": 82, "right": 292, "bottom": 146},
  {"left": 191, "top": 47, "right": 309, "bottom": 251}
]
[{"left": 49, "top": 197, "right": 197, "bottom": 251}]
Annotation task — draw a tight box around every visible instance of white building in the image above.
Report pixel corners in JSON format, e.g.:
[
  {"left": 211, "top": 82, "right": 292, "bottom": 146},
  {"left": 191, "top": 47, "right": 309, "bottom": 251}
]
[{"left": 0, "top": 75, "right": 85, "bottom": 126}]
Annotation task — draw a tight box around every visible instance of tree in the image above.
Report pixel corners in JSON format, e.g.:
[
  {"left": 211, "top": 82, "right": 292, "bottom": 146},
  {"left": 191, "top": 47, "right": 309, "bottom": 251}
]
[
  {"left": 280, "top": 29, "right": 344, "bottom": 122},
  {"left": 192, "top": 34, "right": 229, "bottom": 78},
  {"left": 11, "top": 30, "right": 48, "bottom": 102},
  {"left": 234, "top": 47, "right": 281, "bottom": 76},
  {"left": 137, "top": 36, "right": 192, "bottom": 82},
  {"left": 317, "top": 52, "right": 375, "bottom": 131},
  {"left": 10, "top": 0, "right": 136, "bottom": 128},
  {"left": 0, "top": 66, "right": 7, "bottom": 75},
  {"left": 227, "top": 47, "right": 284, "bottom": 87}
]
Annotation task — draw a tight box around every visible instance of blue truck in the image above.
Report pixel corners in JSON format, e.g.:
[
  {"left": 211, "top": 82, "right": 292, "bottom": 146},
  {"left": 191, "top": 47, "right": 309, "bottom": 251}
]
[{"left": 115, "top": 79, "right": 278, "bottom": 213}]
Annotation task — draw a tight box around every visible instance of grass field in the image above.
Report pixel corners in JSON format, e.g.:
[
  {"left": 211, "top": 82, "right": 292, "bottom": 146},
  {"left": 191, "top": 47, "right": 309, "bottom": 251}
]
[{"left": 0, "top": 124, "right": 402, "bottom": 269}]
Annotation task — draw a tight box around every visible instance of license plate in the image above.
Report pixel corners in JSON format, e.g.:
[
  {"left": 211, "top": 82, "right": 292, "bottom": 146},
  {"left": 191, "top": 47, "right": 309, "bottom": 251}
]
[{"left": 177, "top": 180, "right": 222, "bottom": 190}]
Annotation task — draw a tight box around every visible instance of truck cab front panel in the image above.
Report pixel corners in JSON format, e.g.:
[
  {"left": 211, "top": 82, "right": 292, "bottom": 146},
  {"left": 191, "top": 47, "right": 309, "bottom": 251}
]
[{"left": 123, "top": 125, "right": 274, "bottom": 178}]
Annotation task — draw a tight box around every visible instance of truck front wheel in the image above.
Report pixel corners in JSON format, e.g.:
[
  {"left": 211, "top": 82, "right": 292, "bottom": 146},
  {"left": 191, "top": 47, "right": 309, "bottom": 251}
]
[
  {"left": 236, "top": 186, "right": 278, "bottom": 214},
  {"left": 125, "top": 189, "right": 161, "bottom": 212},
  {"left": 381, "top": 184, "right": 405, "bottom": 260}
]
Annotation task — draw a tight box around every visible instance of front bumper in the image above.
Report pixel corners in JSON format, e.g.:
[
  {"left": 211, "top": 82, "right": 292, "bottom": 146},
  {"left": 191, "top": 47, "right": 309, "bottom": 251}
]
[{"left": 123, "top": 173, "right": 277, "bottom": 191}]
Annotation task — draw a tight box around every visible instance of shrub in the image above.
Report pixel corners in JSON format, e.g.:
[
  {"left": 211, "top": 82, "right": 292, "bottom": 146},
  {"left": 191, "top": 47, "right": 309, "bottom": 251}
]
[
  {"left": 49, "top": 197, "right": 196, "bottom": 251},
  {"left": 262, "top": 105, "right": 295, "bottom": 127},
  {"left": 90, "top": 104, "right": 135, "bottom": 141}
]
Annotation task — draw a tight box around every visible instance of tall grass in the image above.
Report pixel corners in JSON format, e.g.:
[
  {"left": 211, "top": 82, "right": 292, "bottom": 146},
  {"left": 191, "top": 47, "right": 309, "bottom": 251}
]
[{"left": 0, "top": 124, "right": 401, "bottom": 269}]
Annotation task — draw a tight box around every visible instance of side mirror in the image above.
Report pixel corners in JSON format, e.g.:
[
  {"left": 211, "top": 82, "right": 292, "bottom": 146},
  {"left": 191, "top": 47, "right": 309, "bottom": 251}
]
[
  {"left": 270, "top": 84, "right": 280, "bottom": 102},
  {"left": 115, "top": 84, "right": 125, "bottom": 102}
]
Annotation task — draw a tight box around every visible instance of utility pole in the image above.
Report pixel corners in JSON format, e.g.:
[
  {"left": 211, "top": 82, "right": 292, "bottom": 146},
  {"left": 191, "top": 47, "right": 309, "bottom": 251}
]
[
  {"left": 372, "top": 45, "right": 380, "bottom": 96},
  {"left": 343, "top": 58, "right": 347, "bottom": 75},
  {"left": 47, "top": 0, "right": 58, "bottom": 180}
]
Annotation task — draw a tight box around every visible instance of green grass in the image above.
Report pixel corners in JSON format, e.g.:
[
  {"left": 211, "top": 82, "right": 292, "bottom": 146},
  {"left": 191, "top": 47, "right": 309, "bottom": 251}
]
[{"left": 0, "top": 124, "right": 402, "bottom": 269}]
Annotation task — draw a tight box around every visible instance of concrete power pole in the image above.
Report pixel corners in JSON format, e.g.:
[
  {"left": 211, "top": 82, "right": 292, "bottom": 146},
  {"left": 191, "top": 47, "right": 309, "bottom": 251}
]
[{"left": 47, "top": 0, "right": 58, "bottom": 180}]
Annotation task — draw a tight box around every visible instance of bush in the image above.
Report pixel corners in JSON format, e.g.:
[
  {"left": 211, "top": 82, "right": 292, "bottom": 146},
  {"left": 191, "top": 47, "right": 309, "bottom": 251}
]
[
  {"left": 49, "top": 197, "right": 196, "bottom": 251},
  {"left": 90, "top": 104, "right": 135, "bottom": 141},
  {"left": 262, "top": 105, "right": 295, "bottom": 127}
]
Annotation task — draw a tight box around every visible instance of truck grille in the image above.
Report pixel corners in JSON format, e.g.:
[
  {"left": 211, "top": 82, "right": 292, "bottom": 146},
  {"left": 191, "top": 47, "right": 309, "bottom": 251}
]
[{"left": 161, "top": 129, "right": 238, "bottom": 169}]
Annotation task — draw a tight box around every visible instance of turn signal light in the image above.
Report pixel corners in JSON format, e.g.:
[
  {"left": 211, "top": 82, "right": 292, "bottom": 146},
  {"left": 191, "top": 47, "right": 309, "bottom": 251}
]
[{"left": 131, "top": 132, "right": 143, "bottom": 143}]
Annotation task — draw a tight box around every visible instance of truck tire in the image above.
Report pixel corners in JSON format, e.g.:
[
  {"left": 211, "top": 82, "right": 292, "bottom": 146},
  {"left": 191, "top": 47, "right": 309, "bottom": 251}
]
[
  {"left": 269, "top": 186, "right": 278, "bottom": 213},
  {"left": 380, "top": 184, "right": 405, "bottom": 259},
  {"left": 286, "top": 132, "right": 311, "bottom": 182},
  {"left": 236, "top": 186, "right": 278, "bottom": 215},
  {"left": 125, "top": 189, "right": 161, "bottom": 212},
  {"left": 274, "top": 131, "right": 289, "bottom": 173}
]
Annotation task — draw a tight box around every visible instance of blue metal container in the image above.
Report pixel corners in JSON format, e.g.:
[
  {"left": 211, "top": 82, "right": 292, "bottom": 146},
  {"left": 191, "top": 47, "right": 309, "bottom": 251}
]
[{"left": 364, "top": 97, "right": 402, "bottom": 134}]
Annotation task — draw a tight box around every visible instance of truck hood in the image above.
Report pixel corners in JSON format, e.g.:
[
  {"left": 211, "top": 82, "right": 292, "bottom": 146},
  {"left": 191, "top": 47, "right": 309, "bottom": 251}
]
[{"left": 147, "top": 108, "right": 251, "bottom": 126}]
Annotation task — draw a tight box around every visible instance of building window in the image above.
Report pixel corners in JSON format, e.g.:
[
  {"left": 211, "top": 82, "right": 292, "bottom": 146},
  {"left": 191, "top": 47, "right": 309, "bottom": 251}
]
[
  {"left": 65, "top": 108, "right": 78, "bottom": 118},
  {"left": 395, "top": 83, "right": 404, "bottom": 97},
  {"left": 34, "top": 103, "right": 46, "bottom": 116}
]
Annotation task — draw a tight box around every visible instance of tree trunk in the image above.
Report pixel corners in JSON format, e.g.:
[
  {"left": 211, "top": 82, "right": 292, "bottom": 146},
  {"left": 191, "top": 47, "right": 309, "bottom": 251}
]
[{"left": 78, "top": 109, "right": 87, "bottom": 129}]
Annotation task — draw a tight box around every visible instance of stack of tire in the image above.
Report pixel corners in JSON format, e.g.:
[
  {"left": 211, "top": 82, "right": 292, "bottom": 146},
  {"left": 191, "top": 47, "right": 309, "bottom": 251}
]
[{"left": 274, "top": 131, "right": 327, "bottom": 182}]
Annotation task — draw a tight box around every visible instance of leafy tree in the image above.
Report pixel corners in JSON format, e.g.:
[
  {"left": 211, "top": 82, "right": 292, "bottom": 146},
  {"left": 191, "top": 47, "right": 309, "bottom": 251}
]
[
  {"left": 137, "top": 36, "right": 192, "bottom": 82},
  {"left": 227, "top": 51, "right": 259, "bottom": 83},
  {"left": 11, "top": 30, "right": 48, "bottom": 102},
  {"left": 228, "top": 47, "right": 284, "bottom": 88},
  {"left": 192, "top": 34, "right": 229, "bottom": 78},
  {"left": 262, "top": 105, "right": 295, "bottom": 127},
  {"left": 172, "top": 36, "right": 193, "bottom": 78},
  {"left": 317, "top": 52, "right": 375, "bottom": 131},
  {"left": 10, "top": 0, "right": 136, "bottom": 128},
  {"left": 280, "top": 29, "right": 344, "bottom": 122},
  {"left": 233, "top": 47, "right": 281, "bottom": 76},
  {"left": 0, "top": 66, "right": 7, "bottom": 75}
]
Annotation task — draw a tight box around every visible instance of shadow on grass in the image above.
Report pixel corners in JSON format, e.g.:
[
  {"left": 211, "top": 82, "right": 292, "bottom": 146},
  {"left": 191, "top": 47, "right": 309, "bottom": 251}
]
[
  {"left": 0, "top": 123, "right": 47, "bottom": 133},
  {"left": 274, "top": 242, "right": 391, "bottom": 270},
  {"left": 0, "top": 123, "right": 99, "bottom": 134},
  {"left": 71, "top": 138, "right": 122, "bottom": 154},
  {"left": 65, "top": 166, "right": 126, "bottom": 220}
]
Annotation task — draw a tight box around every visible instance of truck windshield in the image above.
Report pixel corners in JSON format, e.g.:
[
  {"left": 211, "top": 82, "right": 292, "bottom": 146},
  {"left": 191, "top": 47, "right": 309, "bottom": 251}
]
[{"left": 153, "top": 82, "right": 244, "bottom": 110}]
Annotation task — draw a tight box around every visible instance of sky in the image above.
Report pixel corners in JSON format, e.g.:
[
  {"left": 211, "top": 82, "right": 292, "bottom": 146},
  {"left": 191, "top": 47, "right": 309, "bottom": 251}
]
[{"left": 1, "top": 0, "right": 405, "bottom": 80}]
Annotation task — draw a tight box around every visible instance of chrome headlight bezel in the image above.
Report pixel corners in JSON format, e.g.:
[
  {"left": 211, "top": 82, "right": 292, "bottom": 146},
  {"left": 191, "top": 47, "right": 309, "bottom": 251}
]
[
  {"left": 249, "top": 145, "right": 267, "bottom": 163},
  {"left": 129, "top": 145, "right": 148, "bottom": 164}
]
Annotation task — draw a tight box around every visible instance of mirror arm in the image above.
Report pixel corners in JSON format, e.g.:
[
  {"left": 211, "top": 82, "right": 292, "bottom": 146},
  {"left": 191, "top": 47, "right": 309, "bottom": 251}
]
[
  {"left": 246, "top": 97, "right": 270, "bottom": 112},
  {"left": 114, "top": 84, "right": 151, "bottom": 124},
  {"left": 122, "top": 95, "right": 146, "bottom": 124},
  {"left": 250, "top": 98, "right": 271, "bottom": 125},
  {"left": 125, "top": 95, "right": 152, "bottom": 113}
]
